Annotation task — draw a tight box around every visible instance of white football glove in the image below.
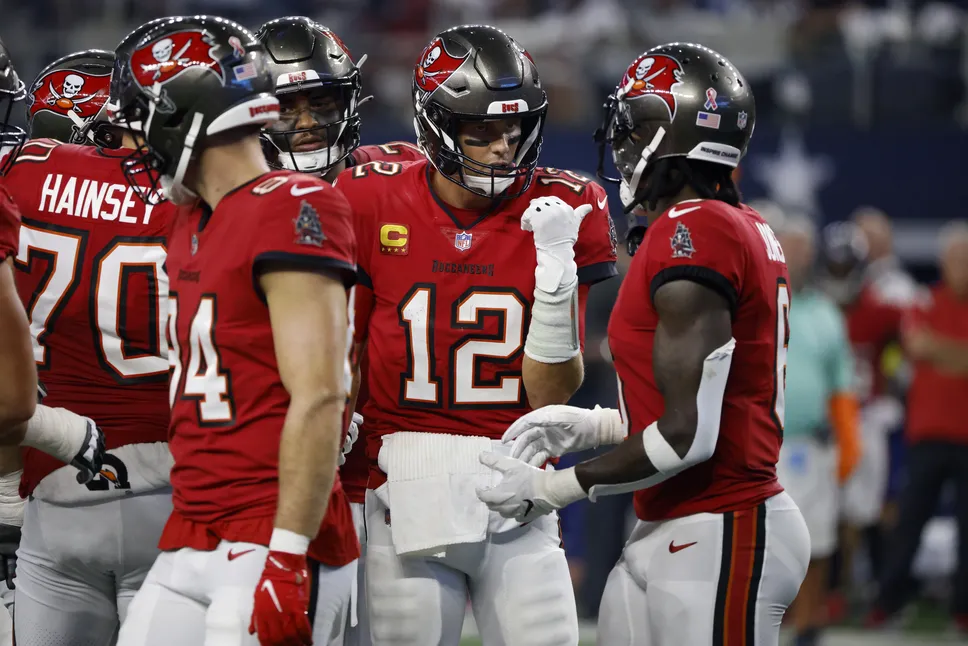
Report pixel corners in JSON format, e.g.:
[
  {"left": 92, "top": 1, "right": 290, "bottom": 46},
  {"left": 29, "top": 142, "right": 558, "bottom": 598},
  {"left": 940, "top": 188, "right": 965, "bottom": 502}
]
[
  {"left": 476, "top": 453, "right": 587, "bottom": 523},
  {"left": 521, "top": 196, "right": 592, "bottom": 294},
  {"left": 503, "top": 405, "right": 627, "bottom": 467},
  {"left": 339, "top": 412, "right": 363, "bottom": 467}
]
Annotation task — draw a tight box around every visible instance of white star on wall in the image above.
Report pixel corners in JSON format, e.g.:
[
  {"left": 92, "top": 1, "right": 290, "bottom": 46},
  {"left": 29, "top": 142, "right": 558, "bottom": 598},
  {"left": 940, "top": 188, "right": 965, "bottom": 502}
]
[{"left": 748, "top": 127, "right": 834, "bottom": 219}]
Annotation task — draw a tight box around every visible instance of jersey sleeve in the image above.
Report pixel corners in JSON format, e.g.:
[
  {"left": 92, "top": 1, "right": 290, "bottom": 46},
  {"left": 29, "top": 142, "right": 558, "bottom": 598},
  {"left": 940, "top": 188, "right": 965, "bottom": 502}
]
[
  {"left": 573, "top": 181, "right": 619, "bottom": 286},
  {"left": 644, "top": 207, "right": 745, "bottom": 314},
  {"left": 0, "top": 182, "right": 21, "bottom": 261},
  {"left": 250, "top": 178, "right": 357, "bottom": 290}
]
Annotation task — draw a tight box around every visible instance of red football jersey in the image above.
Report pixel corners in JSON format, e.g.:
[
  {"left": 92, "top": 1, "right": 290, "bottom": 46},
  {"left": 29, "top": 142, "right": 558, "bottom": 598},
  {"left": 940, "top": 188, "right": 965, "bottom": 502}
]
[
  {"left": 844, "top": 283, "right": 910, "bottom": 403},
  {"left": 0, "top": 181, "right": 20, "bottom": 261},
  {"left": 607, "top": 200, "right": 788, "bottom": 521},
  {"left": 350, "top": 141, "right": 424, "bottom": 166},
  {"left": 341, "top": 141, "right": 424, "bottom": 504},
  {"left": 335, "top": 160, "right": 618, "bottom": 488},
  {"left": 5, "top": 140, "right": 172, "bottom": 495},
  {"left": 161, "top": 170, "right": 358, "bottom": 566}
]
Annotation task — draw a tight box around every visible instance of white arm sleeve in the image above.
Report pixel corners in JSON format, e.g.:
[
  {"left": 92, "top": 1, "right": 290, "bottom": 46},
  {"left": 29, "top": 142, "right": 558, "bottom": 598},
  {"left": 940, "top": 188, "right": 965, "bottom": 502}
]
[{"left": 588, "top": 338, "right": 735, "bottom": 501}]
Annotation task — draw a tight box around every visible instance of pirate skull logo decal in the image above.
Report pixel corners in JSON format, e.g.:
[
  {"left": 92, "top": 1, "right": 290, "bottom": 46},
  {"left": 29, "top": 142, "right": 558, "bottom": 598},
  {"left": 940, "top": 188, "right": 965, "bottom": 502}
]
[
  {"left": 414, "top": 37, "right": 468, "bottom": 95},
  {"left": 129, "top": 29, "right": 225, "bottom": 88},
  {"left": 618, "top": 53, "right": 685, "bottom": 121},
  {"left": 27, "top": 67, "right": 111, "bottom": 120}
]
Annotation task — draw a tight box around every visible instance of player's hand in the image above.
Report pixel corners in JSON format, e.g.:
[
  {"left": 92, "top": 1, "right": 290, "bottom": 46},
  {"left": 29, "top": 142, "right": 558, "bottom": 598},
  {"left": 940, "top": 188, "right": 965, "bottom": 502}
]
[
  {"left": 249, "top": 551, "right": 313, "bottom": 646},
  {"left": 70, "top": 419, "right": 105, "bottom": 485},
  {"left": 339, "top": 413, "right": 363, "bottom": 467},
  {"left": 521, "top": 197, "right": 592, "bottom": 293},
  {"left": 476, "top": 453, "right": 587, "bottom": 523},
  {"left": 503, "top": 405, "right": 626, "bottom": 466}
]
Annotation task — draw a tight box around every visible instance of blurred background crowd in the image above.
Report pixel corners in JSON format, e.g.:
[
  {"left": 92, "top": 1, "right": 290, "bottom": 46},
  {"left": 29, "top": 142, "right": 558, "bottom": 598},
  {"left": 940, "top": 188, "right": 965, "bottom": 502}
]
[{"left": 4, "top": 0, "right": 968, "bottom": 643}]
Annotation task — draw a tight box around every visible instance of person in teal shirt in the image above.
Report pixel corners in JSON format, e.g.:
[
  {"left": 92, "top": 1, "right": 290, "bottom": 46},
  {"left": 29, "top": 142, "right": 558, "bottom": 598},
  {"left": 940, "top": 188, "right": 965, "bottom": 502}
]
[{"left": 774, "top": 214, "right": 862, "bottom": 646}]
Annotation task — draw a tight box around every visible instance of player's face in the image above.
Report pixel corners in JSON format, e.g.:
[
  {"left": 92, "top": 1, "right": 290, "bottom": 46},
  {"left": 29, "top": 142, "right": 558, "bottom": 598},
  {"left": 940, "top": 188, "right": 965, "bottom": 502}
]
[
  {"left": 269, "top": 89, "right": 344, "bottom": 152},
  {"left": 941, "top": 236, "right": 968, "bottom": 296},
  {"left": 456, "top": 118, "right": 521, "bottom": 175},
  {"left": 778, "top": 230, "right": 814, "bottom": 290}
]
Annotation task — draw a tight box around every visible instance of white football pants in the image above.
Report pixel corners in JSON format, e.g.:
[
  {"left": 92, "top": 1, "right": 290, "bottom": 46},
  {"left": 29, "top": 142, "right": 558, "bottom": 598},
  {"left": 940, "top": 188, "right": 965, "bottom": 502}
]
[
  {"left": 117, "top": 539, "right": 355, "bottom": 646},
  {"left": 598, "top": 492, "right": 810, "bottom": 646},
  {"left": 14, "top": 488, "right": 172, "bottom": 646},
  {"left": 364, "top": 489, "right": 579, "bottom": 646},
  {"left": 345, "top": 502, "right": 371, "bottom": 646}
]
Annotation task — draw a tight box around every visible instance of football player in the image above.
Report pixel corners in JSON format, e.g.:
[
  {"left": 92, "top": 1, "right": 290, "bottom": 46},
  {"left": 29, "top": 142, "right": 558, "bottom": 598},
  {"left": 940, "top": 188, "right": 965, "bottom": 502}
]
[
  {"left": 256, "top": 16, "right": 423, "bottom": 183},
  {"left": 113, "top": 17, "right": 357, "bottom": 646},
  {"left": 477, "top": 43, "right": 811, "bottom": 645},
  {"left": 336, "top": 25, "right": 617, "bottom": 645},
  {"left": 2, "top": 25, "right": 176, "bottom": 645},
  {"left": 25, "top": 49, "right": 113, "bottom": 145},
  {"left": 255, "top": 16, "right": 424, "bottom": 645},
  {"left": 0, "top": 37, "right": 31, "bottom": 646},
  {"left": 0, "top": 37, "right": 34, "bottom": 436},
  {"left": 815, "top": 219, "right": 913, "bottom": 619}
]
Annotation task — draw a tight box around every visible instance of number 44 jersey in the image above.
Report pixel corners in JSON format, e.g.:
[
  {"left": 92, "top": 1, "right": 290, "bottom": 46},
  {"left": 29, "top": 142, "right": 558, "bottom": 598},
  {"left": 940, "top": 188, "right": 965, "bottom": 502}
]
[
  {"left": 5, "top": 140, "right": 172, "bottom": 496},
  {"left": 163, "top": 170, "right": 358, "bottom": 566},
  {"left": 336, "top": 159, "right": 618, "bottom": 472},
  {"left": 607, "top": 200, "right": 789, "bottom": 522}
]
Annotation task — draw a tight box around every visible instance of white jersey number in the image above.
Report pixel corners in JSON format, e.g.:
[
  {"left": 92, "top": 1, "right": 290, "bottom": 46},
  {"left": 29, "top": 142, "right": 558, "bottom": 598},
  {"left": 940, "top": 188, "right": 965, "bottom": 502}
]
[
  {"left": 772, "top": 280, "right": 791, "bottom": 432},
  {"left": 16, "top": 222, "right": 168, "bottom": 381},
  {"left": 399, "top": 285, "right": 528, "bottom": 408},
  {"left": 168, "top": 294, "right": 233, "bottom": 424}
]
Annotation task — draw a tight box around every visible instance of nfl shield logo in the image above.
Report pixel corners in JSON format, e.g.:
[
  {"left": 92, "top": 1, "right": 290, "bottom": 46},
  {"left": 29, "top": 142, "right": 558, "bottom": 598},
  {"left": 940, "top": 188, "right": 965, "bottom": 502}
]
[
  {"left": 737, "top": 111, "right": 748, "bottom": 130},
  {"left": 190, "top": 234, "right": 199, "bottom": 256},
  {"left": 454, "top": 231, "right": 473, "bottom": 252}
]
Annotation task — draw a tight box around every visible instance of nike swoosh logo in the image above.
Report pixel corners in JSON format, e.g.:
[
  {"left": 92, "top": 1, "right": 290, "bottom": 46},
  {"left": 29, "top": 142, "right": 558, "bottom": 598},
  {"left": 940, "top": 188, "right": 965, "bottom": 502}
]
[
  {"left": 227, "top": 548, "right": 255, "bottom": 561},
  {"left": 261, "top": 579, "right": 283, "bottom": 612},
  {"left": 290, "top": 185, "right": 324, "bottom": 197},
  {"left": 597, "top": 195, "right": 608, "bottom": 210},
  {"left": 523, "top": 499, "right": 535, "bottom": 516},
  {"left": 668, "top": 540, "right": 698, "bottom": 554},
  {"left": 667, "top": 205, "right": 701, "bottom": 219}
]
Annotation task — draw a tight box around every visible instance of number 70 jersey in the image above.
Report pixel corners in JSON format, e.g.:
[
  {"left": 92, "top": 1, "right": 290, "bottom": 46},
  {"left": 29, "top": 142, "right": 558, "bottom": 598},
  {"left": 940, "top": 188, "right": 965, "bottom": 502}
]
[
  {"left": 336, "top": 160, "right": 618, "bottom": 446},
  {"left": 607, "top": 200, "right": 789, "bottom": 522},
  {"left": 6, "top": 142, "right": 172, "bottom": 486}
]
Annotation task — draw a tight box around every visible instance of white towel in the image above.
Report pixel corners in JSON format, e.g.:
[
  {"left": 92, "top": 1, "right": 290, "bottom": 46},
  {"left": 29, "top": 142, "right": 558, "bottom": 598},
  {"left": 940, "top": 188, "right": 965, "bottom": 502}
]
[{"left": 378, "top": 432, "right": 494, "bottom": 556}]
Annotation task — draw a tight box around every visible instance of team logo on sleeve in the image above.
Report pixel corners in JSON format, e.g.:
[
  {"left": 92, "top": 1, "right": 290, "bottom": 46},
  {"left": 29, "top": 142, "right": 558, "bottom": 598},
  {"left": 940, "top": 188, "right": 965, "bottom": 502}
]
[
  {"left": 670, "top": 222, "right": 695, "bottom": 259},
  {"left": 618, "top": 53, "right": 684, "bottom": 121},
  {"left": 294, "top": 200, "right": 326, "bottom": 247},
  {"left": 130, "top": 30, "right": 225, "bottom": 89},
  {"left": 414, "top": 37, "right": 468, "bottom": 95},
  {"left": 27, "top": 68, "right": 111, "bottom": 120}
]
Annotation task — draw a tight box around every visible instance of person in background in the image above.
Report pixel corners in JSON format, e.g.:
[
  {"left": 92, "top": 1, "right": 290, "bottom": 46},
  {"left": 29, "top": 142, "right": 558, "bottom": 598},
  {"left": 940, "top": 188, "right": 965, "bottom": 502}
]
[
  {"left": 817, "top": 219, "right": 911, "bottom": 618},
  {"left": 866, "top": 221, "right": 968, "bottom": 634},
  {"left": 775, "top": 213, "right": 861, "bottom": 646},
  {"left": 851, "top": 206, "right": 918, "bottom": 301}
]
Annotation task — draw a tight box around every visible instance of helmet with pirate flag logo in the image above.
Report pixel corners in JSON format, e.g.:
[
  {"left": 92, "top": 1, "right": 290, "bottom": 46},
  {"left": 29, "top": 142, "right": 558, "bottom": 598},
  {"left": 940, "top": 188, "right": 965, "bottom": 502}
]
[
  {"left": 412, "top": 25, "right": 547, "bottom": 199},
  {"left": 256, "top": 16, "right": 364, "bottom": 176},
  {"left": 112, "top": 16, "right": 280, "bottom": 205},
  {"left": 85, "top": 16, "right": 171, "bottom": 150},
  {"left": 593, "top": 43, "right": 755, "bottom": 252},
  {"left": 26, "top": 49, "right": 114, "bottom": 145},
  {"left": 0, "top": 38, "right": 26, "bottom": 175}
]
